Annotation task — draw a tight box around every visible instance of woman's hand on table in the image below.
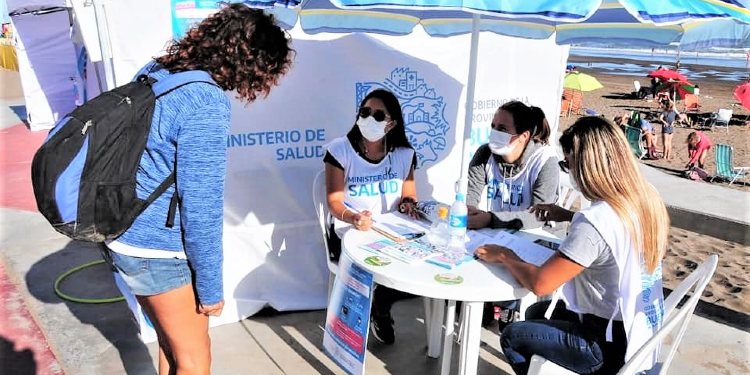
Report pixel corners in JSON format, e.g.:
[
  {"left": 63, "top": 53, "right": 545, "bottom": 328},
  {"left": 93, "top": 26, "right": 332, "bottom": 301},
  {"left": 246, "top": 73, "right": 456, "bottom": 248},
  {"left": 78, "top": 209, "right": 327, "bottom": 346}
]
[
  {"left": 474, "top": 244, "right": 521, "bottom": 264},
  {"left": 352, "top": 211, "right": 373, "bottom": 231},
  {"left": 467, "top": 206, "right": 492, "bottom": 229},
  {"left": 398, "top": 197, "right": 419, "bottom": 219},
  {"left": 529, "top": 203, "right": 574, "bottom": 223}
]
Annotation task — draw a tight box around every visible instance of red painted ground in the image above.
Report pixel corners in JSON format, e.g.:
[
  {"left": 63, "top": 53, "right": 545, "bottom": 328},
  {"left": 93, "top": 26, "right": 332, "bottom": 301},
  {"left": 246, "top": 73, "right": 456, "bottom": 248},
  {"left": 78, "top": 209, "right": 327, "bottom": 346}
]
[
  {"left": 0, "top": 261, "right": 64, "bottom": 374},
  {"left": 0, "top": 123, "right": 63, "bottom": 373},
  {"left": 0, "top": 123, "right": 47, "bottom": 212}
]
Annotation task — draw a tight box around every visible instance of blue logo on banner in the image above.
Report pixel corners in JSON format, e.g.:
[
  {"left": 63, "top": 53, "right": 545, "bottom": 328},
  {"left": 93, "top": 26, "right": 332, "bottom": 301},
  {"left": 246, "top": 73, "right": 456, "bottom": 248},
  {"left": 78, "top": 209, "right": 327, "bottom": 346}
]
[{"left": 356, "top": 68, "right": 450, "bottom": 168}]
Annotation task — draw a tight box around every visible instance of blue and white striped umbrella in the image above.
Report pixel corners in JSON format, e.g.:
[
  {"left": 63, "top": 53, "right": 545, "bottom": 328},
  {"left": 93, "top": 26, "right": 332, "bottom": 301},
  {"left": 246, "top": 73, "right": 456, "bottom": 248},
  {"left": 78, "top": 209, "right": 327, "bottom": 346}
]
[{"left": 191, "top": 0, "right": 749, "bottom": 188}]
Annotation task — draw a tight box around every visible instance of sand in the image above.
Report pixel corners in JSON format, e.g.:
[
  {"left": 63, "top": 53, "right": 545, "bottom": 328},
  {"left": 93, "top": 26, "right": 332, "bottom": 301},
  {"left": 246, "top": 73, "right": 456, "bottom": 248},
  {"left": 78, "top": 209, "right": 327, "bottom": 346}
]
[
  {"left": 559, "top": 56, "right": 750, "bottom": 323},
  {"left": 559, "top": 58, "right": 750, "bottom": 193}
]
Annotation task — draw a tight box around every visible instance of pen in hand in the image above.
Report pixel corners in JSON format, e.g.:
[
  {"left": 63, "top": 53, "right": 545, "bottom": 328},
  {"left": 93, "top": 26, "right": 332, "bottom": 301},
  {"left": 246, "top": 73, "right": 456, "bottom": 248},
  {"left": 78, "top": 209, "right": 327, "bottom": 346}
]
[{"left": 344, "top": 202, "right": 407, "bottom": 243}]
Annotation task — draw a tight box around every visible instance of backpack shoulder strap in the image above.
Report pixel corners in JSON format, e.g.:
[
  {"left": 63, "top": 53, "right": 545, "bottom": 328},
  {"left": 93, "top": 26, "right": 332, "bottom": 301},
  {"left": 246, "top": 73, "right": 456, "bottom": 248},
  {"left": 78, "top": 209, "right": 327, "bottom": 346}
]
[{"left": 151, "top": 70, "right": 219, "bottom": 98}]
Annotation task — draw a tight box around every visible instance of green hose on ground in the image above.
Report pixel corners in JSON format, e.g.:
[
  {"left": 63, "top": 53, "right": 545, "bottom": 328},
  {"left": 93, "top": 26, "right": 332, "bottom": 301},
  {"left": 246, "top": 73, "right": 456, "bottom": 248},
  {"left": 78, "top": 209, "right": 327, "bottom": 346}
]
[{"left": 54, "top": 260, "right": 125, "bottom": 304}]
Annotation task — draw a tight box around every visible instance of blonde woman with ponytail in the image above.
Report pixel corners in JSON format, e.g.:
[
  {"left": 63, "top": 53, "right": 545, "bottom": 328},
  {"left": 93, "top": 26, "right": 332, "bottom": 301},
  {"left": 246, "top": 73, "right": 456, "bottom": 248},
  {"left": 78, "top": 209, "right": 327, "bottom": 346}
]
[{"left": 475, "top": 116, "right": 670, "bottom": 375}]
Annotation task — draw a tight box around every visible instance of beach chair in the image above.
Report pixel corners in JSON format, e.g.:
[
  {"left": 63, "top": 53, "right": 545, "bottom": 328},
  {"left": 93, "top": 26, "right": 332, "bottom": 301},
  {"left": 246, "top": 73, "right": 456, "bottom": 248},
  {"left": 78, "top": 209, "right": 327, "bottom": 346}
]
[
  {"left": 683, "top": 94, "right": 700, "bottom": 113},
  {"left": 710, "top": 109, "right": 732, "bottom": 132},
  {"left": 312, "top": 170, "right": 338, "bottom": 300},
  {"left": 528, "top": 255, "right": 718, "bottom": 375},
  {"left": 624, "top": 125, "right": 646, "bottom": 159},
  {"left": 710, "top": 144, "right": 750, "bottom": 185},
  {"left": 562, "top": 88, "right": 583, "bottom": 117}
]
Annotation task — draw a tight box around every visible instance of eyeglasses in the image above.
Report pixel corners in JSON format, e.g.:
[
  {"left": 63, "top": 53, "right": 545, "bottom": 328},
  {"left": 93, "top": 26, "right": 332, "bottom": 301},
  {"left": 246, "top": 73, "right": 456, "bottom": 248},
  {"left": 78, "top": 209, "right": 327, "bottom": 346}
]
[
  {"left": 558, "top": 160, "right": 570, "bottom": 173},
  {"left": 358, "top": 107, "right": 388, "bottom": 122}
]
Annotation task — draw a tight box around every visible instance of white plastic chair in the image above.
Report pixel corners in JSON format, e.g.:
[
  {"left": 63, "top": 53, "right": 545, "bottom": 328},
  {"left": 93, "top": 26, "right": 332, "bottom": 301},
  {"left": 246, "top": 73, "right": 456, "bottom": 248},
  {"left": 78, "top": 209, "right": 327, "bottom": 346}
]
[
  {"left": 312, "top": 170, "right": 338, "bottom": 300},
  {"left": 712, "top": 109, "right": 732, "bottom": 132},
  {"left": 633, "top": 80, "right": 641, "bottom": 96},
  {"left": 527, "top": 255, "right": 718, "bottom": 375}
]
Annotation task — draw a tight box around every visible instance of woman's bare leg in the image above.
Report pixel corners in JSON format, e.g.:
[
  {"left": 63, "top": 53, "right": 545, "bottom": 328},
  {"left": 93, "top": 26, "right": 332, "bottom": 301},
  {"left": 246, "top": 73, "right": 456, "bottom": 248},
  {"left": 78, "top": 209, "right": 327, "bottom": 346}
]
[{"left": 138, "top": 284, "right": 211, "bottom": 375}]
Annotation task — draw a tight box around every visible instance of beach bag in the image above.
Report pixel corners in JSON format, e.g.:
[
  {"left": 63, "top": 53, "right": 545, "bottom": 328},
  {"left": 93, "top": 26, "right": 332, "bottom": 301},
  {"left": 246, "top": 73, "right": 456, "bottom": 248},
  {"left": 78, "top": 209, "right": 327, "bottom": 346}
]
[
  {"left": 684, "top": 167, "right": 709, "bottom": 182},
  {"left": 31, "top": 69, "right": 216, "bottom": 242}
]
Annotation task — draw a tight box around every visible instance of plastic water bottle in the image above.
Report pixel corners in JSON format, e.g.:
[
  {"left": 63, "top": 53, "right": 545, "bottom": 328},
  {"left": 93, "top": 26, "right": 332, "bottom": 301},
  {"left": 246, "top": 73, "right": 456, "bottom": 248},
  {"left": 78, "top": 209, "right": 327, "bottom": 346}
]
[
  {"left": 448, "top": 192, "right": 468, "bottom": 248},
  {"left": 427, "top": 206, "right": 450, "bottom": 250},
  {"left": 415, "top": 200, "right": 451, "bottom": 224}
]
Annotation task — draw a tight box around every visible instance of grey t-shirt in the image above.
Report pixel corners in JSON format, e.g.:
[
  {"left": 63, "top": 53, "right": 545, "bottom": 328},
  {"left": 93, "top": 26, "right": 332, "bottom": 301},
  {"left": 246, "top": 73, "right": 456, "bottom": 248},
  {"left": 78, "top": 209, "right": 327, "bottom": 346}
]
[
  {"left": 466, "top": 141, "right": 559, "bottom": 229},
  {"left": 558, "top": 214, "right": 621, "bottom": 320}
]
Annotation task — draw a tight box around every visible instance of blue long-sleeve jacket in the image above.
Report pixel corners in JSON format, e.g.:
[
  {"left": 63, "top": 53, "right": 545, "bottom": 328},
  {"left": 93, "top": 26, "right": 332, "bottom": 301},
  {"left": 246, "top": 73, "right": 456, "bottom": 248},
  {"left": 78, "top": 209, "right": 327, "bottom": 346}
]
[{"left": 116, "top": 64, "right": 231, "bottom": 305}]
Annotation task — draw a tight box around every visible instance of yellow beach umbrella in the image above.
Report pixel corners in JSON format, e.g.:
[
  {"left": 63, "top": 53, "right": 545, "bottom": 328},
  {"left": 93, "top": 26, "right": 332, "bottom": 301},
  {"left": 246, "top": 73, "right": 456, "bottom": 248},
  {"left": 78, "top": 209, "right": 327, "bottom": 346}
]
[{"left": 564, "top": 71, "right": 603, "bottom": 92}]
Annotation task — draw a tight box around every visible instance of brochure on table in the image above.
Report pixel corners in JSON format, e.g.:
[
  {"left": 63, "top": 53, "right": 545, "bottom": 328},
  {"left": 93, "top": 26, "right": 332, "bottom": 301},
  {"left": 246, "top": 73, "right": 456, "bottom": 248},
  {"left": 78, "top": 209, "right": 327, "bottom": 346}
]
[
  {"left": 466, "top": 229, "right": 556, "bottom": 266},
  {"left": 323, "top": 253, "right": 374, "bottom": 375}
]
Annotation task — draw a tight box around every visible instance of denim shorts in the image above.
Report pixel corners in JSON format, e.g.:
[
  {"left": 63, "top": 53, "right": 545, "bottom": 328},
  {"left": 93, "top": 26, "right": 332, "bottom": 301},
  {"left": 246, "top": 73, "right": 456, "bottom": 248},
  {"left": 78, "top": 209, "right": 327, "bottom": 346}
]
[
  {"left": 108, "top": 251, "right": 192, "bottom": 296},
  {"left": 662, "top": 125, "right": 674, "bottom": 134}
]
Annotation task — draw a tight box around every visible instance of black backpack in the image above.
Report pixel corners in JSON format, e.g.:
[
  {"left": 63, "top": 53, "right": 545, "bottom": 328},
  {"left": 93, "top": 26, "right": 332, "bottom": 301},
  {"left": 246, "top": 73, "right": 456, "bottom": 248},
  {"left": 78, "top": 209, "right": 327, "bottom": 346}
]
[{"left": 31, "top": 68, "right": 216, "bottom": 242}]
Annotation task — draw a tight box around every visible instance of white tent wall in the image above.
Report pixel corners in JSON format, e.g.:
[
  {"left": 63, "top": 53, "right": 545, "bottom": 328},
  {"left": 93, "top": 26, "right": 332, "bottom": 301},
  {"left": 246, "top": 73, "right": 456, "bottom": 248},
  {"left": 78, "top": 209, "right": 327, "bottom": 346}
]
[
  {"left": 10, "top": 8, "right": 78, "bottom": 130},
  {"left": 57, "top": 1, "right": 567, "bottom": 341}
]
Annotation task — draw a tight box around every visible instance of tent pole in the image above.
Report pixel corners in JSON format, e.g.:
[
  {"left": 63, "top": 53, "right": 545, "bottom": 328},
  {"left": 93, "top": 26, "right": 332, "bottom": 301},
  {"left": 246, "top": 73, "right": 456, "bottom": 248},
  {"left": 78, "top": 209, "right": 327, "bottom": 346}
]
[
  {"left": 457, "top": 13, "right": 480, "bottom": 195},
  {"left": 91, "top": 0, "right": 115, "bottom": 90}
]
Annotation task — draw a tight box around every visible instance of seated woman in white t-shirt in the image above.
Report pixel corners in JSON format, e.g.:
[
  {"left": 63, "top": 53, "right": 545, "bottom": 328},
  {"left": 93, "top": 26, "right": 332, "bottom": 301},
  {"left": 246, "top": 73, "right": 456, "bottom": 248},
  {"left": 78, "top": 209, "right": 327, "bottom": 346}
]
[
  {"left": 324, "top": 89, "right": 418, "bottom": 345},
  {"left": 475, "top": 116, "right": 670, "bottom": 374}
]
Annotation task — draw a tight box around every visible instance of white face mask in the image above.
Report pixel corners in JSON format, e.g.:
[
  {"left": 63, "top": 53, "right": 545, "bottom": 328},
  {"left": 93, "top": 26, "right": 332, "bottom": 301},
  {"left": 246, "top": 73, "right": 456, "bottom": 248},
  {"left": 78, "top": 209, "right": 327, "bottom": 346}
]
[
  {"left": 357, "top": 116, "right": 387, "bottom": 142},
  {"left": 488, "top": 129, "right": 514, "bottom": 155}
]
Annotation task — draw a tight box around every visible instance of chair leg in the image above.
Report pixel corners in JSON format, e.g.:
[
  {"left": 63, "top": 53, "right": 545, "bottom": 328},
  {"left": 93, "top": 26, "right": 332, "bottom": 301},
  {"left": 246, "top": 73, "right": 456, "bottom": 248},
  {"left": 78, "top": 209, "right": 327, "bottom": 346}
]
[
  {"left": 327, "top": 272, "right": 335, "bottom": 302},
  {"left": 729, "top": 173, "right": 739, "bottom": 185}
]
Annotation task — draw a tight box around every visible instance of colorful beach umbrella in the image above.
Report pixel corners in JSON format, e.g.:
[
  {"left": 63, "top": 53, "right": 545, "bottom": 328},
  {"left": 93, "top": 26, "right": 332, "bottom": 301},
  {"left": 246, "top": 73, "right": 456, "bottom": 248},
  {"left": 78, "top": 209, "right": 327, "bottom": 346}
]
[
  {"left": 169, "top": 0, "right": 750, "bottom": 190},
  {"left": 735, "top": 82, "right": 750, "bottom": 110},
  {"left": 563, "top": 72, "right": 603, "bottom": 92},
  {"left": 679, "top": 19, "right": 750, "bottom": 51},
  {"left": 648, "top": 68, "right": 689, "bottom": 83}
]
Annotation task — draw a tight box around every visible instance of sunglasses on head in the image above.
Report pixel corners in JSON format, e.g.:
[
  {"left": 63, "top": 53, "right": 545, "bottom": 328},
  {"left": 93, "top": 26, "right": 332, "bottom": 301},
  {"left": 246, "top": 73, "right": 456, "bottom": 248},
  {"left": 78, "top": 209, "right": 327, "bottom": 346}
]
[
  {"left": 358, "top": 107, "right": 388, "bottom": 122},
  {"left": 559, "top": 160, "right": 570, "bottom": 173}
]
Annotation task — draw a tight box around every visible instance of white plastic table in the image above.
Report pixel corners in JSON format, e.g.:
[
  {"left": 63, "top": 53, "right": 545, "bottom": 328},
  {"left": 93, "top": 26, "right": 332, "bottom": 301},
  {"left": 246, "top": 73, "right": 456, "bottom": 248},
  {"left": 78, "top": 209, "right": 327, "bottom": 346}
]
[{"left": 342, "top": 224, "right": 557, "bottom": 375}]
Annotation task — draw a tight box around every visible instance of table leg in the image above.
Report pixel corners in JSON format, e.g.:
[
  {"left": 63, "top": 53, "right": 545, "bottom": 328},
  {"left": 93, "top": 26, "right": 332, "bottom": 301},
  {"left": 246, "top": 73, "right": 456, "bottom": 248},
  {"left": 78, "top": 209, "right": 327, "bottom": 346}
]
[
  {"left": 518, "top": 292, "right": 537, "bottom": 321},
  {"left": 440, "top": 300, "right": 456, "bottom": 375},
  {"left": 458, "top": 301, "right": 483, "bottom": 375},
  {"left": 425, "top": 298, "right": 444, "bottom": 358}
]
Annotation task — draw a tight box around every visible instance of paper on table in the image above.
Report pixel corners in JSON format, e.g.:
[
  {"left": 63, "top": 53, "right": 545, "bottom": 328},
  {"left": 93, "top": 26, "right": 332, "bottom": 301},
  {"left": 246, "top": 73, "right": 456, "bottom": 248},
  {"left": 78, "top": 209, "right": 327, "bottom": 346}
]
[
  {"left": 371, "top": 212, "right": 429, "bottom": 238},
  {"left": 489, "top": 231, "right": 555, "bottom": 266}
]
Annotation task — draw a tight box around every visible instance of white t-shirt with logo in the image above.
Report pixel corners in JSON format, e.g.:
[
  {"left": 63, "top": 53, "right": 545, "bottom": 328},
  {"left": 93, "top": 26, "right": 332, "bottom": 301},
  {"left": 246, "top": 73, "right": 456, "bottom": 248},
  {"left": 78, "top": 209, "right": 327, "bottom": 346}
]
[
  {"left": 326, "top": 137, "right": 415, "bottom": 214},
  {"left": 484, "top": 145, "right": 557, "bottom": 212}
]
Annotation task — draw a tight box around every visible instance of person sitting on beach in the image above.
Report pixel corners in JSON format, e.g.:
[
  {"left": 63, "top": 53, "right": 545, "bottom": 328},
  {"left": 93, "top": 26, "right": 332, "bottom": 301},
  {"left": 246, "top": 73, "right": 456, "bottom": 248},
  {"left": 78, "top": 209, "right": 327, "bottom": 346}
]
[
  {"left": 686, "top": 131, "right": 712, "bottom": 169},
  {"left": 639, "top": 115, "right": 659, "bottom": 159},
  {"left": 475, "top": 116, "right": 670, "bottom": 375},
  {"left": 615, "top": 113, "right": 659, "bottom": 159}
]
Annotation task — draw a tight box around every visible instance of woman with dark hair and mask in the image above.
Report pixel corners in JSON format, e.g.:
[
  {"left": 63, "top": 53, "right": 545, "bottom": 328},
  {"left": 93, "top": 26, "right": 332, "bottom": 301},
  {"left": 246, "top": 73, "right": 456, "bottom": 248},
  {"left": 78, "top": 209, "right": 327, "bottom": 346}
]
[
  {"left": 103, "top": 5, "right": 293, "bottom": 374},
  {"left": 465, "top": 101, "right": 560, "bottom": 329},
  {"left": 466, "top": 101, "right": 559, "bottom": 231},
  {"left": 324, "top": 89, "right": 418, "bottom": 345}
]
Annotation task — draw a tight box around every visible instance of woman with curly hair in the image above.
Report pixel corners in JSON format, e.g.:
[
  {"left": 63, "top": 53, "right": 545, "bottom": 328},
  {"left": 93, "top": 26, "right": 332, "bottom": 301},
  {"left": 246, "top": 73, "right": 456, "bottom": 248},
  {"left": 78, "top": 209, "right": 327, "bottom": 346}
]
[{"left": 103, "top": 4, "right": 293, "bottom": 374}]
